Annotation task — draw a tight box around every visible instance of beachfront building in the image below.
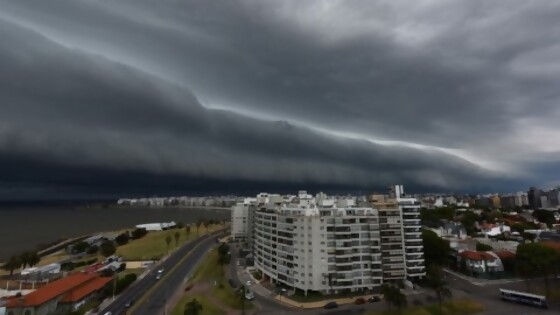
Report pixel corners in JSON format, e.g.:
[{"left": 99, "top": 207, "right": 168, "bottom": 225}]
[
  {"left": 135, "top": 221, "right": 177, "bottom": 231},
  {"left": 231, "top": 198, "right": 255, "bottom": 241},
  {"left": 248, "top": 186, "right": 425, "bottom": 295},
  {"left": 1, "top": 273, "right": 112, "bottom": 315}
]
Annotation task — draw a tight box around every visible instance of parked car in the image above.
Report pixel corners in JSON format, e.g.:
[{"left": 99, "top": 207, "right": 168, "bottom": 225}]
[
  {"left": 323, "top": 302, "right": 338, "bottom": 309},
  {"left": 246, "top": 280, "right": 252, "bottom": 286},
  {"left": 156, "top": 274, "right": 162, "bottom": 280},
  {"left": 355, "top": 297, "right": 366, "bottom": 305},
  {"left": 125, "top": 299, "right": 134, "bottom": 308},
  {"left": 158, "top": 268, "right": 164, "bottom": 273},
  {"left": 245, "top": 291, "right": 255, "bottom": 300},
  {"left": 368, "top": 296, "right": 381, "bottom": 303}
]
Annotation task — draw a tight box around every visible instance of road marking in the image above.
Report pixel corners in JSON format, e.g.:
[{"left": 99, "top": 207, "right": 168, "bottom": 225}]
[{"left": 128, "top": 230, "right": 224, "bottom": 315}]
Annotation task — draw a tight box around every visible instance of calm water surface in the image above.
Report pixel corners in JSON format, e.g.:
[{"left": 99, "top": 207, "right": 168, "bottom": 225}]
[{"left": 0, "top": 206, "right": 230, "bottom": 259}]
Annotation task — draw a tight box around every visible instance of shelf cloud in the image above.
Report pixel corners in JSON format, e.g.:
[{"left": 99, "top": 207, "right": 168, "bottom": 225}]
[{"left": 0, "top": 0, "right": 558, "bottom": 197}]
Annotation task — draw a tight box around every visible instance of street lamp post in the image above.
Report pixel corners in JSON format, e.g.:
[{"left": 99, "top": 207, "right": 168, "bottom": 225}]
[{"left": 112, "top": 276, "right": 117, "bottom": 301}]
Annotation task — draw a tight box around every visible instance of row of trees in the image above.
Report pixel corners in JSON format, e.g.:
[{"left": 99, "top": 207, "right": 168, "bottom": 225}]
[
  {"left": 1, "top": 251, "right": 41, "bottom": 275},
  {"left": 516, "top": 243, "right": 560, "bottom": 297}
]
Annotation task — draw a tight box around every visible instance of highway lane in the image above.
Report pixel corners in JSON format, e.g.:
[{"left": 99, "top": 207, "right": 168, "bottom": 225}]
[
  {"left": 132, "top": 232, "right": 225, "bottom": 315},
  {"left": 99, "top": 230, "right": 225, "bottom": 315}
]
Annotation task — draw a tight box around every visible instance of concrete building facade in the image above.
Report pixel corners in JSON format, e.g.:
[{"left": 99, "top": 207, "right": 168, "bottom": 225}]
[{"left": 242, "top": 186, "right": 425, "bottom": 295}]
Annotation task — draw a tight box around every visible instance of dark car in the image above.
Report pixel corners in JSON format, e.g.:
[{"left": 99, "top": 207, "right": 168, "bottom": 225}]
[
  {"left": 324, "top": 301, "right": 338, "bottom": 309},
  {"left": 355, "top": 297, "right": 366, "bottom": 305},
  {"left": 125, "top": 299, "right": 134, "bottom": 308},
  {"left": 368, "top": 296, "right": 381, "bottom": 303}
]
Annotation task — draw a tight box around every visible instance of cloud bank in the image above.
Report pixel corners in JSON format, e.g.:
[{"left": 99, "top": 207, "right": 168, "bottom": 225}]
[{"left": 0, "top": 0, "right": 558, "bottom": 197}]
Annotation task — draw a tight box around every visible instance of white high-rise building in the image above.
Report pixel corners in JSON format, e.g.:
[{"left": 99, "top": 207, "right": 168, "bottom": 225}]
[
  {"left": 245, "top": 186, "right": 425, "bottom": 295},
  {"left": 231, "top": 197, "right": 256, "bottom": 241}
]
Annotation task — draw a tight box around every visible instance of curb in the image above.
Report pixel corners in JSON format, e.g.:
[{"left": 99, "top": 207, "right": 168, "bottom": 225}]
[{"left": 128, "top": 230, "right": 223, "bottom": 314}]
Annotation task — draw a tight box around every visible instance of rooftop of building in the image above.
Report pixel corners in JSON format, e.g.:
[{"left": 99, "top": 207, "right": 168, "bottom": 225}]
[{"left": 3, "top": 273, "right": 112, "bottom": 308}]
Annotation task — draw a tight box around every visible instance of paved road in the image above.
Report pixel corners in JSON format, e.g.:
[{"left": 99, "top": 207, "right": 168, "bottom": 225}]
[
  {"left": 228, "top": 244, "right": 294, "bottom": 313},
  {"left": 99, "top": 230, "right": 225, "bottom": 315},
  {"left": 444, "top": 270, "right": 557, "bottom": 315}
]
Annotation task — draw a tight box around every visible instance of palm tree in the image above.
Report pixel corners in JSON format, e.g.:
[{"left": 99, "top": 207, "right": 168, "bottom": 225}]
[
  {"left": 174, "top": 231, "right": 180, "bottom": 247},
  {"left": 426, "top": 264, "right": 452, "bottom": 312},
  {"left": 196, "top": 219, "right": 203, "bottom": 235},
  {"left": 20, "top": 252, "right": 31, "bottom": 269},
  {"left": 2, "top": 256, "right": 22, "bottom": 275},
  {"left": 165, "top": 235, "right": 172, "bottom": 255},
  {"left": 236, "top": 285, "right": 247, "bottom": 315},
  {"left": 381, "top": 283, "right": 407, "bottom": 313},
  {"left": 184, "top": 298, "right": 203, "bottom": 315},
  {"left": 28, "top": 252, "right": 41, "bottom": 267}
]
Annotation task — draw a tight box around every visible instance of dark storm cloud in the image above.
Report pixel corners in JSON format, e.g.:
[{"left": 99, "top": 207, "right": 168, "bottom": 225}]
[
  {"left": 0, "top": 0, "right": 558, "bottom": 195},
  {"left": 0, "top": 16, "right": 502, "bottom": 195}
]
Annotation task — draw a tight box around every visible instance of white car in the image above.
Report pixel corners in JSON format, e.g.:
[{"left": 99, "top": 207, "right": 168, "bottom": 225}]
[
  {"left": 158, "top": 268, "right": 164, "bottom": 273},
  {"left": 246, "top": 280, "right": 252, "bottom": 286},
  {"left": 245, "top": 291, "right": 255, "bottom": 300}
]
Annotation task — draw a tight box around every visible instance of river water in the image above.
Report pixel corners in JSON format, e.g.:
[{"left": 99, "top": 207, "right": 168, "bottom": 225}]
[{"left": 0, "top": 205, "right": 230, "bottom": 260}]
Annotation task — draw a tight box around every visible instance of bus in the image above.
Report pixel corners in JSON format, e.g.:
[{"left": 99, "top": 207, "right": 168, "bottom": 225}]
[{"left": 499, "top": 288, "right": 548, "bottom": 309}]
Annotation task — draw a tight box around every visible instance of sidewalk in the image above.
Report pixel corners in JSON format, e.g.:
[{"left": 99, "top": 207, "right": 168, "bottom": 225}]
[
  {"left": 444, "top": 268, "right": 522, "bottom": 286},
  {"left": 239, "top": 267, "right": 386, "bottom": 309}
]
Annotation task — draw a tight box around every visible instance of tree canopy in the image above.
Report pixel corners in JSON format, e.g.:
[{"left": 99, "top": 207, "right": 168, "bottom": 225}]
[
  {"left": 516, "top": 243, "right": 560, "bottom": 295},
  {"left": 422, "top": 229, "right": 450, "bottom": 266}
]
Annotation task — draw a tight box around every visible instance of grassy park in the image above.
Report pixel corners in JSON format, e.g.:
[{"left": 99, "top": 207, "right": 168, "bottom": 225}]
[
  {"left": 172, "top": 244, "right": 253, "bottom": 315},
  {"left": 116, "top": 224, "right": 224, "bottom": 260},
  {"left": 172, "top": 294, "right": 225, "bottom": 315}
]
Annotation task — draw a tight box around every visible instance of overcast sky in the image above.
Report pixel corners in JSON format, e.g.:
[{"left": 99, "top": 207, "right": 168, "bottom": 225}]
[{"left": 1, "top": 0, "right": 559, "bottom": 199}]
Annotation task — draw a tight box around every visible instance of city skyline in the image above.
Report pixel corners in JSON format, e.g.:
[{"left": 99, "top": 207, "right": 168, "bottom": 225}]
[{"left": 0, "top": 0, "right": 559, "bottom": 199}]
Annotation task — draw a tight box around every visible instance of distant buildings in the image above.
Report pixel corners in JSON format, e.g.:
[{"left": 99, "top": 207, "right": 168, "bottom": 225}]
[
  {"left": 117, "top": 195, "right": 243, "bottom": 207},
  {"left": 233, "top": 185, "right": 425, "bottom": 295},
  {"left": 135, "top": 221, "right": 177, "bottom": 231}
]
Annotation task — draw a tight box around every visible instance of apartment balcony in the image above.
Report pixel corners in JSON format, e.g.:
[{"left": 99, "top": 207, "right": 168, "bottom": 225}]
[
  {"left": 407, "top": 257, "right": 425, "bottom": 263},
  {"left": 405, "top": 245, "right": 423, "bottom": 249},
  {"left": 407, "top": 266, "right": 426, "bottom": 272}
]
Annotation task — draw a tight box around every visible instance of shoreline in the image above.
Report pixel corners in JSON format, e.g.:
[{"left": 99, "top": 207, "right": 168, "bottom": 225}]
[{"left": 0, "top": 206, "right": 231, "bottom": 260}]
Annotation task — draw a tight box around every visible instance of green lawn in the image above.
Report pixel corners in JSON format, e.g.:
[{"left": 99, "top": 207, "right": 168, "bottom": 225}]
[
  {"left": 116, "top": 225, "right": 224, "bottom": 260},
  {"left": 289, "top": 289, "right": 362, "bottom": 302},
  {"left": 367, "top": 299, "right": 485, "bottom": 315},
  {"left": 172, "top": 294, "right": 225, "bottom": 315},
  {"left": 118, "top": 268, "right": 145, "bottom": 279},
  {"left": 185, "top": 245, "right": 253, "bottom": 311}
]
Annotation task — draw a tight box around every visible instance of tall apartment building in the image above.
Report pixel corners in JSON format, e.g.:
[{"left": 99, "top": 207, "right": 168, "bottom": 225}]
[{"left": 245, "top": 186, "right": 425, "bottom": 295}]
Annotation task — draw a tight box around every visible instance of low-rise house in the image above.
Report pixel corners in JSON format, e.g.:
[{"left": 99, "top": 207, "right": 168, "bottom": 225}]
[
  {"left": 429, "top": 222, "right": 467, "bottom": 239},
  {"left": 1, "top": 273, "right": 112, "bottom": 315},
  {"left": 480, "top": 223, "right": 511, "bottom": 237},
  {"left": 459, "top": 251, "right": 504, "bottom": 274}
]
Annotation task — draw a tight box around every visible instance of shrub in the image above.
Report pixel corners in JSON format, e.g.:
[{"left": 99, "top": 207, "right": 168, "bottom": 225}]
[
  {"left": 115, "top": 233, "right": 130, "bottom": 246},
  {"left": 131, "top": 228, "right": 148, "bottom": 240}
]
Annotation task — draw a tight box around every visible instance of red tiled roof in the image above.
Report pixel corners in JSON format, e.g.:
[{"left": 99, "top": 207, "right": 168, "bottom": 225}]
[
  {"left": 542, "top": 241, "right": 560, "bottom": 252},
  {"left": 495, "top": 251, "right": 515, "bottom": 260},
  {"left": 481, "top": 223, "right": 496, "bottom": 230},
  {"left": 460, "top": 251, "right": 495, "bottom": 261},
  {"left": 60, "top": 277, "right": 112, "bottom": 303},
  {"left": 4, "top": 273, "right": 106, "bottom": 308}
]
